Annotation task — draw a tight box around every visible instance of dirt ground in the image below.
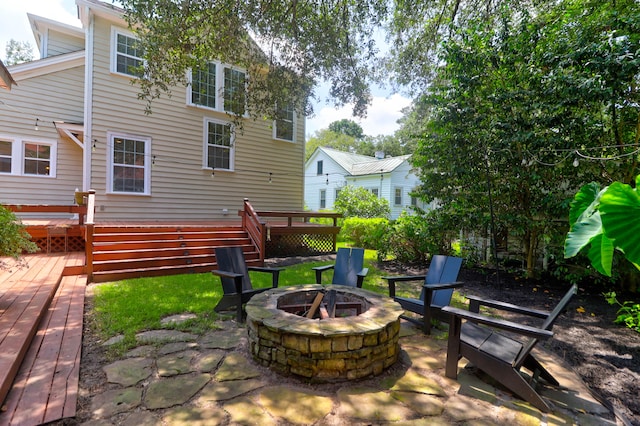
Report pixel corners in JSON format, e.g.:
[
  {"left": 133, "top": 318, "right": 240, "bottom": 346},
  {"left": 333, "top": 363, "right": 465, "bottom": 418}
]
[{"left": 69, "top": 259, "right": 640, "bottom": 425}]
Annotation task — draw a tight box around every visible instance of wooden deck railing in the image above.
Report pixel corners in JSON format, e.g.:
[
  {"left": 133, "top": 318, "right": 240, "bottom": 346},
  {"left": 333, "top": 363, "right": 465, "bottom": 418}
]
[
  {"left": 240, "top": 199, "right": 343, "bottom": 259},
  {"left": 4, "top": 203, "right": 88, "bottom": 225}
]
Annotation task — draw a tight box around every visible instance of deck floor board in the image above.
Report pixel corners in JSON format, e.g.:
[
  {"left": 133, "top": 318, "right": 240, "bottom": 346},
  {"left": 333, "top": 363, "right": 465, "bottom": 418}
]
[{"left": 0, "top": 254, "right": 85, "bottom": 426}]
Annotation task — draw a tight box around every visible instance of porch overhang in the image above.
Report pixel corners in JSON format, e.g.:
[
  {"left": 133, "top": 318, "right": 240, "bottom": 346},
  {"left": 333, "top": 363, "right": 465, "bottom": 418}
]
[{"left": 55, "top": 121, "right": 84, "bottom": 149}]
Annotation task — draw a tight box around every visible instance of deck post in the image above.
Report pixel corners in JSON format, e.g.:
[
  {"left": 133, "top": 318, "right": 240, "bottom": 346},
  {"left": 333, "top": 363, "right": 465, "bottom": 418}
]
[{"left": 85, "top": 190, "right": 96, "bottom": 282}]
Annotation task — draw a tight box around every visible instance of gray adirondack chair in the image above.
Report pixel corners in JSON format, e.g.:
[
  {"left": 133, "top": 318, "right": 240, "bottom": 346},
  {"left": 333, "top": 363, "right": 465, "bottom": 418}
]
[
  {"left": 442, "top": 284, "right": 578, "bottom": 412},
  {"left": 212, "top": 246, "right": 283, "bottom": 322},
  {"left": 312, "top": 247, "right": 369, "bottom": 288},
  {"left": 383, "top": 255, "right": 463, "bottom": 334}
]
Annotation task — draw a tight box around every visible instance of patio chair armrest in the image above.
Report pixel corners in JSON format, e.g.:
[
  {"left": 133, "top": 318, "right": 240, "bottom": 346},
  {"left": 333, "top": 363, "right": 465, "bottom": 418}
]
[
  {"left": 466, "top": 295, "right": 549, "bottom": 318},
  {"left": 423, "top": 281, "right": 464, "bottom": 291},
  {"left": 441, "top": 306, "right": 554, "bottom": 339},
  {"left": 355, "top": 268, "right": 369, "bottom": 288},
  {"left": 248, "top": 266, "right": 283, "bottom": 288},
  {"left": 212, "top": 270, "right": 244, "bottom": 294},
  {"left": 382, "top": 275, "right": 427, "bottom": 297},
  {"left": 312, "top": 264, "right": 335, "bottom": 284}
]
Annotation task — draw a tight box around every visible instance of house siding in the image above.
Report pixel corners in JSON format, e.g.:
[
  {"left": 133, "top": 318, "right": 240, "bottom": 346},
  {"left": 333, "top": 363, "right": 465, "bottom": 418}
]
[
  {"left": 304, "top": 150, "right": 348, "bottom": 211},
  {"left": 47, "top": 30, "right": 85, "bottom": 57},
  {"left": 87, "top": 15, "right": 305, "bottom": 220},
  {"left": 0, "top": 65, "right": 85, "bottom": 205}
]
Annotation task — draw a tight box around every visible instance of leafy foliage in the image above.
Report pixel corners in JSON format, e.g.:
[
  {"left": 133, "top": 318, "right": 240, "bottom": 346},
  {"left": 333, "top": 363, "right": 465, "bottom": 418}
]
[
  {"left": 339, "top": 217, "right": 390, "bottom": 252},
  {"left": 0, "top": 206, "right": 38, "bottom": 258},
  {"left": 402, "top": 0, "right": 640, "bottom": 276},
  {"left": 605, "top": 292, "right": 640, "bottom": 332},
  {"left": 328, "top": 119, "right": 364, "bottom": 139},
  {"left": 334, "top": 185, "right": 390, "bottom": 219},
  {"left": 4, "top": 39, "right": 33, "bottom": 65}
]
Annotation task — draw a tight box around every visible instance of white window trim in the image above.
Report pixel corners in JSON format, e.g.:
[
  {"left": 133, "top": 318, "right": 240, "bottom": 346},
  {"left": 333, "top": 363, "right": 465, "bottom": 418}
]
[
  {"left": 0, "top": 134, "right": 57, "bottom": 177},
  {"left": 319, "top": 189, "right": 327, "bottom": 209},
  {"left": 106, "top": 131, "right": 152, "bottom": 195},
  {"left": 110, "top": 26, "right": 144, "bottom": 78},
  {"left": 187, "top": 62, "right": 248, "bottom": 116},
  {"left": 202, "top": 117, "right": 235, "bottom": 171},
  {"left": 273, "top": 106, "right": 296, "bottom": 143}
]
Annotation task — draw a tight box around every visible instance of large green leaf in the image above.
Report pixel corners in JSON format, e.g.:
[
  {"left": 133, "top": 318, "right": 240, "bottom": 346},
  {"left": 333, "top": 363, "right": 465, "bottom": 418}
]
[
  {"left": 587, "top": 233, "right": 614, "bottom": 276},
  {"left": 568, "top": 182, "right": 602, "bottom": 229},
  {"left": 564, "top": 210, "right": 602, "bottom": 258},
  {"left": 600, "top": 182, "right": 640, "bottom": 266}
]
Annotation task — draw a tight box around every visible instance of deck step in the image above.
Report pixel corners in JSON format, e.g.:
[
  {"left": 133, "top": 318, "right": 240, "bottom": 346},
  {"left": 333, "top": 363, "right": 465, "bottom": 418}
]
[
  {"left": 91, "top": 258, "right": 262, "bottom": 283},
  {"left": 89, "top": 225, "right": 260, "bottom": 282}
]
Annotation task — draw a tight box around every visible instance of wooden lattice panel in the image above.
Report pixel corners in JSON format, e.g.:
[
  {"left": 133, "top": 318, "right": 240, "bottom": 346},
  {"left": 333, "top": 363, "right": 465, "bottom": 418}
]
[
  {"left": 29, "top": 237, "right": 84, "bottom": 253},
  {"left": 266, "top": 233, "right": 335, "bottom": 257}
]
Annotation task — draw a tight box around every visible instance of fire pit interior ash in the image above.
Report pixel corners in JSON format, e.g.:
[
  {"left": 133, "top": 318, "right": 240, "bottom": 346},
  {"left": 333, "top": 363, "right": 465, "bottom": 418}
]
[{"left": 245, "top": 284, "right": 404, "bottom": 382}]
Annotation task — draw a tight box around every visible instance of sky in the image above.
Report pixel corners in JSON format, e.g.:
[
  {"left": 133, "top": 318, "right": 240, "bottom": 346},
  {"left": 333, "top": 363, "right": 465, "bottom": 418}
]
[{"left": 0, "top": 0, "right": 413, "bottom": 138}]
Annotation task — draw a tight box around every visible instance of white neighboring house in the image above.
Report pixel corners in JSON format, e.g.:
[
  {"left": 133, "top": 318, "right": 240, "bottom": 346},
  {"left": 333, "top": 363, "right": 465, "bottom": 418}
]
[{"left": 304, "top": 147, "right": 432, "bottom": 219}]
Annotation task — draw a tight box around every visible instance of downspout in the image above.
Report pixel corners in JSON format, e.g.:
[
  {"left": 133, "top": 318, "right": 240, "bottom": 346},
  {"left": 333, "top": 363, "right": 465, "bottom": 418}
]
[{"left": 82, "top": 7, "right": 94, "bottom": 192}]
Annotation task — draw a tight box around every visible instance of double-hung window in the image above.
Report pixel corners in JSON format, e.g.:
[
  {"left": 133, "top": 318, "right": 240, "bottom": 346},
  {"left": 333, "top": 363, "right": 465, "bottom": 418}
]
[
  {"left": 223, "top": 67, "right": 246, "bottom": 115},
  {"left": 189, "top": 63, "right": 246, "bottom": 115},
  {"left": 205, "top": 119, "right": 234, "bottom": 170},
  {"left": 320, "top": 189, "right": 326, "bottom": 209},
  {"left": 191, "top": 62, "right": 217, "bottom": 109},
  {"left": 316, "top": 160, "right": 323, "bottom": 175},
  {"left": 112, "top": 29, "right": 144, "bottom": 77},
  {"left": 108, "top": 133, "right": 151, "bottom": 194},
  {"left": 0, "top": 140, "right": 12, "bottom": 173},
  {"left": 394, "top": 187, "right": 403, "bottom": 206},
  {"left": 274, "top": 103, "right": 295, "bottom": 142},
  {"left": 0, "top": 136, "right": 56, "bottom": 177}
]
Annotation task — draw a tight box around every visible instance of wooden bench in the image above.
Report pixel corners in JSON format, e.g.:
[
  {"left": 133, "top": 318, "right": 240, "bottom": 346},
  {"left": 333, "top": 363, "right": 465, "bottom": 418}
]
[{"left": 0, "top": 254, "right": 86, "bottom": 426}]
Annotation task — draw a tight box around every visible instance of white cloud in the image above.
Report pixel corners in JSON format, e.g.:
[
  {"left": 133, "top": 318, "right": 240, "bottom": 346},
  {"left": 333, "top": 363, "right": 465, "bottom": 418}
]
[
  {"left": 306, "top": 93, "right": 412, "bottom": 139},
  {"left": 0, "top": 0, "right": 79, "bottom": 62}
]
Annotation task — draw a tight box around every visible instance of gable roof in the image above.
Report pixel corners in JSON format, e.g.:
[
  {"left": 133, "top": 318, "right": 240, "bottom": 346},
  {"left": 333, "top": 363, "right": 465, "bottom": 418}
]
[{"left": 313, "top": 146, "right": 411, "bottom": 176}]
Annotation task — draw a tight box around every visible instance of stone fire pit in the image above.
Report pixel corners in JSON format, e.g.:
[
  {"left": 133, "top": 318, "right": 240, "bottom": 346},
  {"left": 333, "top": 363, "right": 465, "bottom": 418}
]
[{"left": 245, "top": 284, "right": 404, "bottom": 382}]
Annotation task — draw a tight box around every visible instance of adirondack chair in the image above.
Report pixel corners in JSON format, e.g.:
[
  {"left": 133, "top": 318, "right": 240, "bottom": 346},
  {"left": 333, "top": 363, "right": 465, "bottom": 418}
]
[
  {"left": 312, "top": 247, "right": 369, "bottom": 288},
  {"left": 442, "top": 284, "right": 578, "bottom": 412},
  {"left": 383, "top": 255, "right": 463, "bottom": 334},
  {"left": 212, "top": 246, "right": 283, "bottom": 322}
]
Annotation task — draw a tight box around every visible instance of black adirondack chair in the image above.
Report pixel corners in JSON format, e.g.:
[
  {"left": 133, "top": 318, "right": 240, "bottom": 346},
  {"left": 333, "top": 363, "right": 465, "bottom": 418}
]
[
  {"left": 312, "top": 247, "right": 369, "bottom": 288},
  {"left": 442, "top": 284, "right": 578, "bottom": 412},
  {"left": 212, "top": 246, "right": 283, "bottom": 322},
  {"left": 383, "top": 255, "right": 463, "bottom": 334}
]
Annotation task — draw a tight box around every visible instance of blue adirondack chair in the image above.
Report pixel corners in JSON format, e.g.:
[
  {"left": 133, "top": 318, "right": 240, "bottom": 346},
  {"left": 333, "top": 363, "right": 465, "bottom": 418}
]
[
  {"left": 212, "top": 246, "right": 283, "bottom": 322},
  {"left": 312, "top": 247, "right": 369, "bottom": 288},
  {"left": 384, "top": 255, "right": 463, "bottom": 334}
]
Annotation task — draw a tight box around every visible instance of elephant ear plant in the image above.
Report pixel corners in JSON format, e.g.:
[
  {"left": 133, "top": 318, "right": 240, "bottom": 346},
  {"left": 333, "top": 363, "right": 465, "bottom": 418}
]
[{"left": 564, "top": 177, "right": 640, "bottom": 332}]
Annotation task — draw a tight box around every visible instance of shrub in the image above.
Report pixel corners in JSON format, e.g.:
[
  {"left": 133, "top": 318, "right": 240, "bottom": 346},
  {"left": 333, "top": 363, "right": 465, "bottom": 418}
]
[
  {"left": 339, "top": 217, "right": 390, "bottom": 251},
  {"left": 334, "top": 186, "right": 390, "bottom": 219},
  {"left": 0, "top": 205, "right": 38, "bottom": 258}
]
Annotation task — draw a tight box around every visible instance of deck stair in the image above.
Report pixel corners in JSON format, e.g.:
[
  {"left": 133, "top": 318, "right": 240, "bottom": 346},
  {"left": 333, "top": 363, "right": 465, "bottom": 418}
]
[{"left": 91, "top": 225, "right": 259, "bottom": 283}]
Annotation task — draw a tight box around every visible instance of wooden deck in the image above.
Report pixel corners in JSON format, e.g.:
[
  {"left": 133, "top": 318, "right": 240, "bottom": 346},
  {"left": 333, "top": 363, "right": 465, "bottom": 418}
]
[{"left": 0, "top": 253, "right": 85, "bottom": 426}]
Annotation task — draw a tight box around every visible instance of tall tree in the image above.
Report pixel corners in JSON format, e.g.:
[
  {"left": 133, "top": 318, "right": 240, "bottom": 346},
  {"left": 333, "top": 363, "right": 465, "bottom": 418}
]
[
  {"left": 5, "top": 39, "right": 33, "bottom": 65},
  {"left": 405, "top": 0, "right": 640, "bottom": 276},
  {"left": 328, "top": 119, "right": 364, "bottom": 139}
]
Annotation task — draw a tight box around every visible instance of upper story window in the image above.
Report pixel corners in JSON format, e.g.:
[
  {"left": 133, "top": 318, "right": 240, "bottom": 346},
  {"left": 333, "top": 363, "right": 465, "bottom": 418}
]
[
  {"left": 316, "top": 160, "right": 323, "bottom": 175},
  {"left": 274, "top": 103, "right": 295, "bottom": 142},
  {"left": 0, "top": 136, "right": 56, "bottom": 177},
  {"left": 224, "top": 67, "right": 246, "bottom": 115},
  {"left": 112, "top": 28, "right": 144, "bottom": 77},
  {"left": 107, "top": 132, "right": 151, "bottom": 194},
  {"left": 204, "top": 118, "right": 234, "bottom": 171},
  {"left": 191, "top": 62, "right": 217, "bottom": 109},
  {"left": 189, "top": 63, "right": 246, "bottom": 115}
]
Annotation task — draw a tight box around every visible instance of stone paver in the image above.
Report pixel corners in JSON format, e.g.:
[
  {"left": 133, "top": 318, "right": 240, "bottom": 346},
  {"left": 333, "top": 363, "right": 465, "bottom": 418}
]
[
  {"left": 259, "top": 386, "right": 333, "bottom": 424},
  {"left": 144, "top": 373, "right": 210, "bottom": 409},
  {"left": 77, "top": 319, "right": 618, "bottom": 425},
  {"left": 103, "top": 357, "right": 153, "bottom": 386}
]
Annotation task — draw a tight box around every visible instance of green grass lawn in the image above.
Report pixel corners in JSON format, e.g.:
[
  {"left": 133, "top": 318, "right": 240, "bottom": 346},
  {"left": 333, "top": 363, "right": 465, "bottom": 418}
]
[{"left": 92, "top": 247, "right": 467, "bottom": 356}]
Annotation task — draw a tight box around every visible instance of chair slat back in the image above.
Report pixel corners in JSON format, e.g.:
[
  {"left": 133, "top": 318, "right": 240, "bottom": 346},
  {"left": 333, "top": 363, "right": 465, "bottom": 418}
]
[
  {"left": 514, "top": 284, "right": 577, "bottom": 368},
  {"left": 332, "top": 247, "right": 365, "bottom": 286},
  {"left": 215, "top": 246, "right": 252, "bottom": 293},
  {"left": 421, "top": 255, "right": 463, "bottom": 306}
]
